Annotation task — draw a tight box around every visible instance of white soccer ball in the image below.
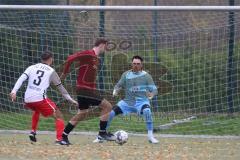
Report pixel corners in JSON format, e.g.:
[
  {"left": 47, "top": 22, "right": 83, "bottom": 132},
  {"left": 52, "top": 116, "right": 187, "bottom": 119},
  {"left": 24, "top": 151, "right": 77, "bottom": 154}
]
[{"left": 114, "top": 130, "right": 128, "bottom": 145}]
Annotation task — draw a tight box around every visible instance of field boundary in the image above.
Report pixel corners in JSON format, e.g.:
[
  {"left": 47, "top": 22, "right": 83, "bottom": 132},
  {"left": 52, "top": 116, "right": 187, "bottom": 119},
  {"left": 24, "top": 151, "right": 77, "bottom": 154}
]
[{"left": 0, "top": 129, "right": 239, "bottom": 140}]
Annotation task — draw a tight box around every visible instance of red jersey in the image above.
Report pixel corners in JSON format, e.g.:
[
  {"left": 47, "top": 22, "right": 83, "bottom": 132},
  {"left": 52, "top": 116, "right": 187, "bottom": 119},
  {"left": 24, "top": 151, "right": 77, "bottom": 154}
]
[{"left": 62, "top": 50, "right": 99, "bottom": 90}]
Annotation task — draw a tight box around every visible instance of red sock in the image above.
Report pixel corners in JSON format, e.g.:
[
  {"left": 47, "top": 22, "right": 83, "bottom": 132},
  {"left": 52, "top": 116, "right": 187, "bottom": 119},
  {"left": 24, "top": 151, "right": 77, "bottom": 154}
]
[
  {"left": 31, "top": 111, "right": 40, "bottom": 133},
  {"left": 55, "top": 119, "right": 65, "bottom": 141}
]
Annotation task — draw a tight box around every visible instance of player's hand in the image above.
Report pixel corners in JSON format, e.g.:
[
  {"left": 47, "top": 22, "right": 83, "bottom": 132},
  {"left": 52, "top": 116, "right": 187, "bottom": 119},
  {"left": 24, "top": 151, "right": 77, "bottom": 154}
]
[
  {"left": 71, "top": 99, "right": 78, "bottom": 106},
  {"left": 112, "top": 89, "right": 118, "bottom": 97},
  {"left": 9, "top": 92, "right": 16, "bottom": 102},
  {"left": 146, "top": 92, "right": 154, "bottom": 100}
]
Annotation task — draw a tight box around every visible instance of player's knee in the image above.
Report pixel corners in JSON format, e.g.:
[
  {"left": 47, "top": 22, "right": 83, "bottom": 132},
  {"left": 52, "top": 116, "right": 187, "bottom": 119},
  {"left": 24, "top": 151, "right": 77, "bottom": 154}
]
[
  {"left": 54, "top": 109, "right": 63, "bottom": 119},
  {"left": 101, "top": 99, "right": 112, "bottom": 110},
  {"left": 141, "top": 104, "right": 150, "bottom": 113},
  {"left": 143, "top": 108, "right": 151, "bottom": 115},
  {"left": 113, "top": 105, "right": 123, "bottom": 116}
]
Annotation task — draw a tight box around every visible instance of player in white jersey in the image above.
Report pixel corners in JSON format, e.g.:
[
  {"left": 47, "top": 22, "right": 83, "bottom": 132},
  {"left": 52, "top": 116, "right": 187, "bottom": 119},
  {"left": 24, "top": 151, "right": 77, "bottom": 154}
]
[
  {"left": 108, "top": 55, "right": 159, "bottom": 144},
  {"left": 10, "top": 51, "right": 78, "bottom": 144}
]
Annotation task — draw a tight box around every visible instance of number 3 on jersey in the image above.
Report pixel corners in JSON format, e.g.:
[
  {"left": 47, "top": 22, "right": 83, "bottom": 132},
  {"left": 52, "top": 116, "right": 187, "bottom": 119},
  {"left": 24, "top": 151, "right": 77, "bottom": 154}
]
[{"left": 33, "top": 70, "right": 45, "bottom": 86}]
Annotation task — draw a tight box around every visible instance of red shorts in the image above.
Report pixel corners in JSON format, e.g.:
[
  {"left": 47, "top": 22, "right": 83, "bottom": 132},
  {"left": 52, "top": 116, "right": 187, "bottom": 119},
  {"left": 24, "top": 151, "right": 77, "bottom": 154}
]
[{"left": 24, "top": 98, "right": 58, "bottom": 117}]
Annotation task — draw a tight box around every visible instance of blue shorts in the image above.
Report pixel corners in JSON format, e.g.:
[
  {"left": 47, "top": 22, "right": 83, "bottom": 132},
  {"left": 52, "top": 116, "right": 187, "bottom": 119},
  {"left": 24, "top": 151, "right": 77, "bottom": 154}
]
[{"left": 117, "top": 100, "right": 150, "bottom": 116}]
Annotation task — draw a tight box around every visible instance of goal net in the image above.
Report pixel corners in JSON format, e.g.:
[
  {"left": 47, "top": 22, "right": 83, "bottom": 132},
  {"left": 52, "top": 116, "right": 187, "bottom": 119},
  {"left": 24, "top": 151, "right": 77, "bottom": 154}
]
[{"left": 0, "top": 6, "right": 240, "bottom": 136}]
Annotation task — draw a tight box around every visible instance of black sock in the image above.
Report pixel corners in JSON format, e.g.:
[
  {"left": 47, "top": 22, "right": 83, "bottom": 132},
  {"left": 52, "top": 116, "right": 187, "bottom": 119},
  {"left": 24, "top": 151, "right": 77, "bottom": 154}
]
[
  {"left": 99, "top": 121, "right": 108, "bottom": 135},
  {"left": 63, "top": 122, "right": 75, "bottom": 137}
]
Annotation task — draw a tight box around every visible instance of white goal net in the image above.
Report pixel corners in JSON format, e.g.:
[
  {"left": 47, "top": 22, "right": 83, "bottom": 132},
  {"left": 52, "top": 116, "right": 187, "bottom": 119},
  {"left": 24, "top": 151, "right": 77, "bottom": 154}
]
[{"left": 0, "top": 5, "right": 240, "bottom": 136}]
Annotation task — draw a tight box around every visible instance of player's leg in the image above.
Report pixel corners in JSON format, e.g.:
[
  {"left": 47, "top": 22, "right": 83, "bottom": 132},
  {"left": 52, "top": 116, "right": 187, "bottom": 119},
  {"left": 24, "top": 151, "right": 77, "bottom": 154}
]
[
  {"left": 92, "top": 98, "right": 116, "bottom": 142},
  {"left": 29, "top": 111, "right": 40, "bottom": 142},
  {"left": 62, "top": 95, "right": 112, "bottom": 144},
  {"left": 98, "top": 99, "right": 114, "bottom": 135},
  {"left": 93, "top": 100, "right": 130, "bottom": 143},
  {"left": 53, "top": 109, "right": 65, "bottom": 144},
  {"left": 141, "top": 104, "right": 159, "bottom": 144},
  {"left": 39, "top": 98, "right": 65, "bottom": 144},
  {"left": 92, "top": 105, "right": 122, "bottom": 142},
  {"left": 106, "top": 105, "right": 123, "bottom": 130},
  {"left": 61, "top": 96, "right": 90, "bottom": 145},
  {"left": 61, "top": 109, "right": 90, "bottom": 145},
  {"left": 25, "top": 103, "right": 40, "bottom": 143},
  {"left": 99, "top": 99, "right": 112, "bottom": 120},
  {"left": 31, "top": 111, "right": 40, "bottom": 133}
]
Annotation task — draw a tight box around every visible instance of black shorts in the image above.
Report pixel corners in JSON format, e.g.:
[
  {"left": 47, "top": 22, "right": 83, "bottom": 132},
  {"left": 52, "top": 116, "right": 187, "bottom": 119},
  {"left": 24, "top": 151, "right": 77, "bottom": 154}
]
[{"left": 77, "top": 89, "right": 103, "bottom": 110}]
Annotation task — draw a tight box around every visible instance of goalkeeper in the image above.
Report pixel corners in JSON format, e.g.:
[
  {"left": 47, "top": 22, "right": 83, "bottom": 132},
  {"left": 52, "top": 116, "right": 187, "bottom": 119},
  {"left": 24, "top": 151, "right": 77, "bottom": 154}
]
[{"left": 108, "top": 55, "right": 159, "bottom": 144}]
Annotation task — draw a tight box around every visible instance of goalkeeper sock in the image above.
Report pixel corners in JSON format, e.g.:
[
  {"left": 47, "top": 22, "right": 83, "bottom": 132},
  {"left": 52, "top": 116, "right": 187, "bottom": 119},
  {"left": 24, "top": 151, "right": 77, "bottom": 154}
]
[
  {"left": 148, "top": 130, "right": 153, "bottom": 138},
  {"left": 106, "top": 110, "right": 115, "bottom": 130},
  {"left": 31, "top": 111, "right": 40, "bottom": 133},
  {"left": 99, "top": 120, "right": 108, "bottom": 135},
  {"left": 63, "top": 122, "right": 75, "bottom": 136},
  {"left": 56, "top": 119, "right": 65, "bottom": 141},
  {"left": 143, "top": 108, "right": 153, "bottom": 131},
  {"left": 146, "top": 122, "right": 153, "bottom": 131}
]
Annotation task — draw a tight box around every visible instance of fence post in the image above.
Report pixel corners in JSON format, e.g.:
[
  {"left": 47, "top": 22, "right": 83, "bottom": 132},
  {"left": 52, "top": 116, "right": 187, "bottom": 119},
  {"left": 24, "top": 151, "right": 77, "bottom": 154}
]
[
  {"left": 152, "top": 0, "right": 159, "bottom": 112},
  {"left": 98, "top": 0, "right": 105, "bottom": 90},
  {"left": 227, "top": 0, "right": 235, "bottom": 113}
]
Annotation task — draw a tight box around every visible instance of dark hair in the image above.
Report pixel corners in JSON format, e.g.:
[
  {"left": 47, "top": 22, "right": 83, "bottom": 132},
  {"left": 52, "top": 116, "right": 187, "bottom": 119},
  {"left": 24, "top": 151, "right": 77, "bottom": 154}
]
[
  {"left": 132, "top": 55, "right": 143, "bottom": 62},
  {"left": 94, "top": 38, "right": 108, "bottom": 47},
  {"left": 41, "top": 51, "right": 53, "bottom": 61}
]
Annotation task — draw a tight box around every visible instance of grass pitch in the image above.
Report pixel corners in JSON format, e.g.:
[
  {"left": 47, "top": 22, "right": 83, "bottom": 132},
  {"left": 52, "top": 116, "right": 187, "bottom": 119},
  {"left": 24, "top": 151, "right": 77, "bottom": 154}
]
[{"left": 0, "top": 133, "right": 239, "bottom": 160}]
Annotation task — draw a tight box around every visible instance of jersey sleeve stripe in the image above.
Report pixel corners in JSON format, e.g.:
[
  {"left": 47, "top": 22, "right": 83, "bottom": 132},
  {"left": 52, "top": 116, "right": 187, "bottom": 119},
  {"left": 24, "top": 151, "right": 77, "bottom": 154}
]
[
  {"left": 23, "top": 73, "right": 29, "bottom": 79},
  {"left": 56, "top": 83, "right": 62, "bottom": 87}
]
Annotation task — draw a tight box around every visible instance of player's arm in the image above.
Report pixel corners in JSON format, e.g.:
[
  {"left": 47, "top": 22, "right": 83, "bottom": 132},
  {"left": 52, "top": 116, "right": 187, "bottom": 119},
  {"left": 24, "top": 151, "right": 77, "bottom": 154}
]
[
  {"left": 60, "top": 53, "right": 79, "bottom": 80},
  {"left": 10, "top": 68, "right": 30, "bottom": 101},
  {"left": 50, "top": 71, "right": 78, "bottom": 106},
  {"left": 113, "top": 71, "right": 126, "bottom": 96},
  {"left": 146, "top": 73, "right": 158, "bottom": 99}
]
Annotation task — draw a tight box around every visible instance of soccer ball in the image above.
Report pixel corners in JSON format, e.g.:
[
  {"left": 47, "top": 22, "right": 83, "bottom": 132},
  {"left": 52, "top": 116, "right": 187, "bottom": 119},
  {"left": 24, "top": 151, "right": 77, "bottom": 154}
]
[{"left": 114, "top": 130, "right": 128, "bottom": 145}]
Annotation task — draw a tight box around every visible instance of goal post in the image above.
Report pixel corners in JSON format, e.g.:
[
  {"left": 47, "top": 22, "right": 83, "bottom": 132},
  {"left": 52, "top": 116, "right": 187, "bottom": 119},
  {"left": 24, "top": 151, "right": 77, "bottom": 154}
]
[
  {"left": 1, "top": 5, "right": 240, "bottom": 11},
  {"left": 0, "top": 5, "right": 240, "bottom": 135}
]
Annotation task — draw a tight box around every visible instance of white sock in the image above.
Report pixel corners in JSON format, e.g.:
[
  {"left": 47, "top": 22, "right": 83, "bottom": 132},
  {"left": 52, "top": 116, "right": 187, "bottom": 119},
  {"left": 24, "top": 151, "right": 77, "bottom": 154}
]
[{"left": 148, "top": 130, "right": 153, "bottom": 138}]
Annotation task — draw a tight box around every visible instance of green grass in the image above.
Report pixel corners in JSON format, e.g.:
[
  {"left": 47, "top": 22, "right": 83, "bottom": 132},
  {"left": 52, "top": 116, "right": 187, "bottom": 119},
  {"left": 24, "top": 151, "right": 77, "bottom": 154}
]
[
  {"left": 0, "top": 112, "right": 240, "bottom": 136},
  {"left": 158, "top": 116, "right": 240, "bottom": 135}
]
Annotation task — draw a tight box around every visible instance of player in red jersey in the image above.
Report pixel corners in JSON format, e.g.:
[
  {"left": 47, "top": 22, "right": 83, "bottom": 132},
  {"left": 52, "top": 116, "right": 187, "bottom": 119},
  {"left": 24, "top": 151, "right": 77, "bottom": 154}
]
[
  {"left": 60, "top": 38, "right": 115, "bottom": 145},
  {"left": 10, "top": 51, "right": 78, "bottom": 144}
]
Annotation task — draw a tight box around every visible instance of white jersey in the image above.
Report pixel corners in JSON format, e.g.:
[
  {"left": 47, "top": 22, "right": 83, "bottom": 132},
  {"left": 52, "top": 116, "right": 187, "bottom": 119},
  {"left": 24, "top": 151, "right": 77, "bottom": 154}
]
[
  {"left": 24, "top": 63, "right": 55, "bottom": 102},
  {"left": 11, "top": 63, "right": 76, "bottom": 104},
  {"left": 13, "top": 63, "right": 55, "bottom": 102}
]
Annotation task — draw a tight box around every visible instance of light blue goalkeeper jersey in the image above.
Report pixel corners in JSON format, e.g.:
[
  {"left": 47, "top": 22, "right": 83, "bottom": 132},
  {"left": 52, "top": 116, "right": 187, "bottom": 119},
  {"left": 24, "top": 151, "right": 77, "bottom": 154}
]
[{"left": 114, "top": 70, "right": 158, "bottom": 106}]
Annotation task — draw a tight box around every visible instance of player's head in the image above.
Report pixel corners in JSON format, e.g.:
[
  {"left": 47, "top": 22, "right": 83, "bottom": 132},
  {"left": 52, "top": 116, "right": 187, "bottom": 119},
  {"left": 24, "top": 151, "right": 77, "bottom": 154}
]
[
  {"left": 131, "top": 55, "right": 143, "bottom": 72},
  {"left": 41, "top": 51, "right": 53, "bottom": 65},
  {"left": 94, "top": 38, "right": 108, "bottom": 54}
]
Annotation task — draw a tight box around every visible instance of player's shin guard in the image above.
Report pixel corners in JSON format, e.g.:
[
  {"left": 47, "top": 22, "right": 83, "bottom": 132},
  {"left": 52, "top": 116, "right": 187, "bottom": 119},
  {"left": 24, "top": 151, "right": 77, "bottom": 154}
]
[
  {"left": 55, "top": 119, "right": 65, "bottom": 141},
  {"left": 142, "top": 108, "right": 153, "bottom": 131},
  {"left": 143, "top": 108, "right": 159, "bottom": 143},
  {"left": 62, "top": 122, "right": 75, "bottom": 137}
]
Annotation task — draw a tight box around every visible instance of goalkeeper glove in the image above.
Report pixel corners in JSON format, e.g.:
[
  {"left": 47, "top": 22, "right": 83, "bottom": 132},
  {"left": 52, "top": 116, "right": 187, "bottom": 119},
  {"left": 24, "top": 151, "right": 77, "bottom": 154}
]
[{"left": 112, "top": 89, "right": 118, "bottom": 97}]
